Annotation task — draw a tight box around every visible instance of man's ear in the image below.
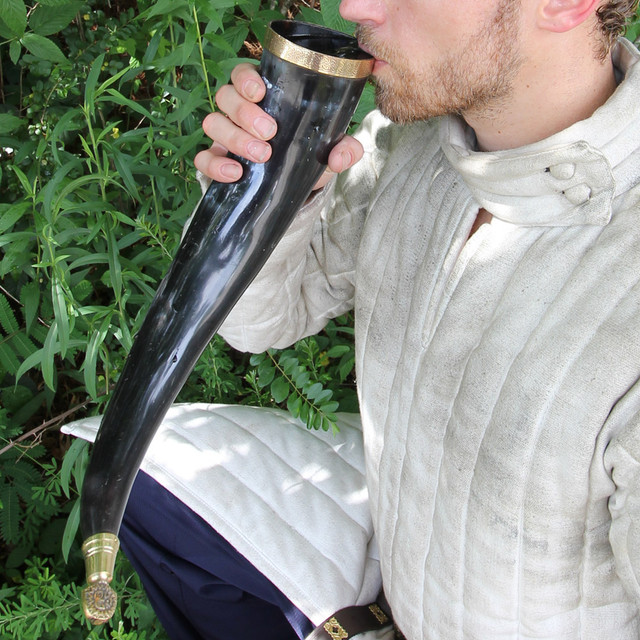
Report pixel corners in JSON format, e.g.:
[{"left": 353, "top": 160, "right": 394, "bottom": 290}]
[{"left": 537, "top": 0, "right": 600, "bottom": 32}]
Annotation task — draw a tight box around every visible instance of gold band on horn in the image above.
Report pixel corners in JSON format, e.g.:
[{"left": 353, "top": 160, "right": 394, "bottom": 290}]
[{"left": 264, "top": 27, "right": 373, "bottom": 78}]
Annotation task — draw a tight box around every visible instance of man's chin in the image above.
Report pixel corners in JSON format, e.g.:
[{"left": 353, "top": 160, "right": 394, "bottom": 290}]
[
  {"left": 374, "top": 90, "right": 438, "bottom": 125},
  {"left": 373, "top": 82, "right": 460, "bottom": 124}
]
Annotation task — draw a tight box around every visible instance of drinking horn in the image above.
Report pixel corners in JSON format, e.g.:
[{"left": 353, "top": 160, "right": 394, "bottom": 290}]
[{"left": 78, "top": 19, "right": 373, "bottom": 624}]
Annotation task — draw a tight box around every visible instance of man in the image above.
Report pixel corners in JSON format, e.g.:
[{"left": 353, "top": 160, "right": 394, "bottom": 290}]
[{"left": 120, "top": 0, "right": 640, "bottom": 637}]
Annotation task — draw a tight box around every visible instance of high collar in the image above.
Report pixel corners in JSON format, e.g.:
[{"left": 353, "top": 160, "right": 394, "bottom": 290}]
[{"left": 440, "top": 38, "right": 640, "bottom": 227}]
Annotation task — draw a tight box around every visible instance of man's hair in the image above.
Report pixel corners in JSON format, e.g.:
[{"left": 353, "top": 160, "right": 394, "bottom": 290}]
[{"left": 596, "top": 0, "right": 639, "bottom": 55}]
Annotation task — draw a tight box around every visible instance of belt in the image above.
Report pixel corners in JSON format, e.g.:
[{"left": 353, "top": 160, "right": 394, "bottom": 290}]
[{"left": 306, "top": 591, "right": 405, "bottom": 640}]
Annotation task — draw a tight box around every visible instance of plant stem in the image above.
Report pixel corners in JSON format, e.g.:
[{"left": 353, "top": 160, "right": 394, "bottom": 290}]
[{"left": 192, "top": 5, "right": 215, "bottom": 112}]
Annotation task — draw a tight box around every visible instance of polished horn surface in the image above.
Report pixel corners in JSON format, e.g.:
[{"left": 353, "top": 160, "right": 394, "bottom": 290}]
[{"left": 78, "top": 19, "right": 373, "bottom": 623}]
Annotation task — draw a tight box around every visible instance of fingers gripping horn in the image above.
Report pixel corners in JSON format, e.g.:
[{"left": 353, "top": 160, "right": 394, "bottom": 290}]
[{"left": 78, "top": 20, "right": 373, "bottom": 624}]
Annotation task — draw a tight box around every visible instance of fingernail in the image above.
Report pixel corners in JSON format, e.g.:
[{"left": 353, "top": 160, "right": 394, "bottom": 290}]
[
  {"left": 248, "top": 140, "right": 270, "bottom": 162},
  {"left": 254, "top": 117, "right": 276, "bottom": 139},
  {"left": 245, "top": 80, "right": 261, "bottom": 100},
  {"left": 220, "top": 163, "right": 242, "bottom": 180},
  {"left": 340, "top": 150, "right": 353, "bottom": 172}
]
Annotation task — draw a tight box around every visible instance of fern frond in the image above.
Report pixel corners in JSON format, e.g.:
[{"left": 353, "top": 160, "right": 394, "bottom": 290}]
[
  {"left": 0, "top": 486, "right": 21, "bottom": 544},
  {"left": 0, "top": 342, "right": 20, "bottom": 376},
  {"left": 0, "top": 293, "right": 19, "bottom": 335}
]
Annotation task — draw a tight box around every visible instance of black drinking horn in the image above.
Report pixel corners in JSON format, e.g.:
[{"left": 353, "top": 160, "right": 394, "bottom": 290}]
[{"left": 78, "top": 19, "right": 373, "bottom": 624}]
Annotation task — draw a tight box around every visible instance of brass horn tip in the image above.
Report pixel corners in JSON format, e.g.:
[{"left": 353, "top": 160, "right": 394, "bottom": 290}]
[
  {"left": 82, "top": 580, "right": 118, "bottom": 625},
  {"left": 81, "top": 532, "right": 120, "bottom": 623}
]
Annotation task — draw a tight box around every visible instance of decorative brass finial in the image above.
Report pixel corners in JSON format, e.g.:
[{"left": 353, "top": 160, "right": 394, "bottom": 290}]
[{"left": 81, "top": 533, "right": 120, "bottom": 624}]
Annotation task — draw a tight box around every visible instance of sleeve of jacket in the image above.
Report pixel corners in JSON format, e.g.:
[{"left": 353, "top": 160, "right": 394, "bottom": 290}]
[
  {"left": 216, "top": 110, "right": 395, "bottom": 353},
  {"left": 604, "top": 382, "right": 640, "bottom": 606}
]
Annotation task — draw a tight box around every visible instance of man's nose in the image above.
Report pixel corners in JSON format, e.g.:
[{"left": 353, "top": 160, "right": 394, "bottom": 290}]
[{"left": 339, "top": 0, "right": 386, "bottom": 27}]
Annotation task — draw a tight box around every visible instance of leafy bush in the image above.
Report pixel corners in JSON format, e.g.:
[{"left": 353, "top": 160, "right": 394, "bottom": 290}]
[{"left": 0, "top": 0, "right": 365, "bottom": 636}]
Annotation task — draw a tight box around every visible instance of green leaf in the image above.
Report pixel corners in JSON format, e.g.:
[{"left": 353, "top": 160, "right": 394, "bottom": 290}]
[
  {"left": 180, "top": 26, "right": 197, "bottom": 66},
  {"left": 293, "top": 370, "right": 310, "bottom": 388},
  {"left": 101, "top": 88, "right": 153, "bottom": 120},
  {"left": 20, "top": 33, "right": 67, "bottom": 64},
  {"left": 314, "top": 388, "right": 334, "bottom": 404},
  {"left": 321, "top": 401, "right": 339, "bottom": 414},
  {"left": 140, "top": 0, "right": 188, "bottom": 20},
  {"left": 42, "top": 321, "right": 58, "bottom": 390},
  {"left": 9, "top": 164, "right": 33, "bottom": 197},
  {"left": 59, "top": 438, "right": 88, "bottom": 499},
  {"left": 257, "top": 358, "right": 275, "bottom": 387},
  {"left": 111, "top": 149, "right": 141, "bottom": 201},
  {"left": 0, "top": 230, "right": 33, "bottom": 249},
  {"left": 0, "top": 113, "right": 23, "bottom": 135},
  {"left": 270, "top": 376, "right": 290, "bottom": 404},
  {"left": 326, "top": 344, "right": 352, "bottom": 358},
  {"left": 15, "top": 337, "right": 86, "bottom": 382},
  {"left": 20, "top": 282, "right": 40, "bottom": 334},
  {"left": 203, "top": 31, "right": 237, "bottom": 57},
  {"left": 94, "top": 63, "right": 137, "bottom": 100},
  {"left": 287, "top": 393, "right": 302, "bottom": 417},
  {"left": 61, "top": 499, "right": 80, "bottom": 563},
  {"left": 209, "top": 0, "right": 239, "bottom": 9},
  {"left": 250, "top": 12, "right": 283, "bottom": 43},
  {"left": 9, "top": 38, "right": 20, "bottom": 63},
  {"left": 0, "top": 201, "right": 28, "bottom": 232},
  {"left": 249, "top": 353, "right": 263, "bottom": 366},
  {"left": 305, "top": 382, "right": 324, "bottom": 401},
  {"left": 52, "top": 277, "right": 69, "bottom": 358},
  {"left": 0, "top": 0, "right": 27, "bottom": 36},
  {"left": 84, "top": 53, "right": 105, "bottom": 115},
  {"left": 279, "top": 354, "right": 298, "bottom": 375},
  {"left": 300, "top": 400, "right": 310, "bottom": 426},
  {"left": 321, "top": 0, "right": 355, "bottom": 34},
  {"left": 41, "top": 158, "right": 83, "bottom": 222},
  {"left": 83, "top": 314, "right": 110, "bottom": 399},
  {"left": 14, "top": 348, "right": 40, "bottom": 381},
  {"left": 107, "top": 225, "right": 122, "bottom": 301},
  {"left": 29, "top": 1, "right": 83, "bottom": 36},
  {"left": 297, "top": 6, "right": 324, "bottom": 26}
]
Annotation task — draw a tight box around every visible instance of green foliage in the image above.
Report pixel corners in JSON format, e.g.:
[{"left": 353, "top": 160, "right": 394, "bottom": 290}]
[
  {"left": 249, "top": 315, "right": 358, "bottom": 432},
  {"left": 0, "top": 555, "right": 166, "bottom": 639},
  {"left": 627, "top": 12, "right": 640, "bottom": 44},
  {"left": 0, "top": 0, "right": 364, "bottom": 636}
]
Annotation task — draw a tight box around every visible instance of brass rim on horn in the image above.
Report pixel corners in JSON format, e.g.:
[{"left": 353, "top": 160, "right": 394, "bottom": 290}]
[{"left": 264, "top": 24, "right": 373, "bottom": 78}]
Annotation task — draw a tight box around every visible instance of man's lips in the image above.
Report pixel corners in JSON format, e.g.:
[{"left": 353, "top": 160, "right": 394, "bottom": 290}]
[{"left": 358, "top": 41, "right": 388, "bottom": 73}]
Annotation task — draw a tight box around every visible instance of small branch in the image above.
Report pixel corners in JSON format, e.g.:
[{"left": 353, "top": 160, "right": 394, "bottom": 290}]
[{"left": 0, "top": 398, "right": 94, "bottom": 457}]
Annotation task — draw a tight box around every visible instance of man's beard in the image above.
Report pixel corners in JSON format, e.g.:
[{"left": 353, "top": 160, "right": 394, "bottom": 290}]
[{"left": 357, "top": 0, "right": 523, "bottom": 124}]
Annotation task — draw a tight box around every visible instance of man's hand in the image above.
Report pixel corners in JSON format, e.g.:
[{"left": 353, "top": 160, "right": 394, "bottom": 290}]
[{"left": 194, "top": 63, "right": 364, "bottom": 191}]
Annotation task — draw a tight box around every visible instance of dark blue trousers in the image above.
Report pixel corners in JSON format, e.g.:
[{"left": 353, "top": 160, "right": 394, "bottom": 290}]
[{"left": 120, "top": 471, "right": 314, "bottom": 640}]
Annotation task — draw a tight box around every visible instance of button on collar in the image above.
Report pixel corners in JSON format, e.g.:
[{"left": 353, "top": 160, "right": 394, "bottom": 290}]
[
  {"left": 563, "top": 183, "right": 592, "bottom": 205},
  {"left": 548, "top": 163, "right": 576, "bottom": 180}
]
